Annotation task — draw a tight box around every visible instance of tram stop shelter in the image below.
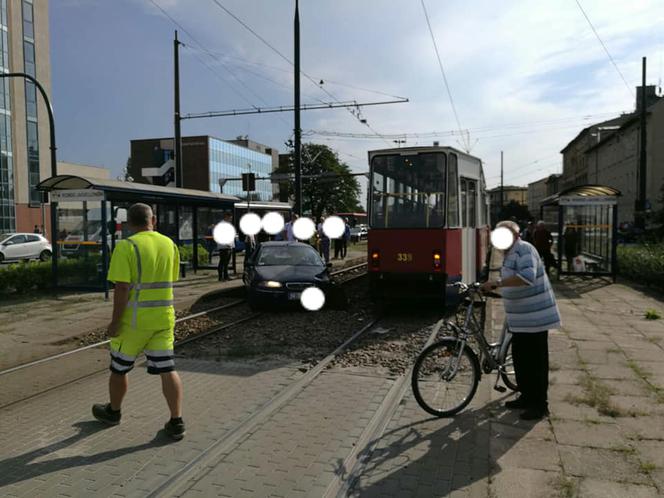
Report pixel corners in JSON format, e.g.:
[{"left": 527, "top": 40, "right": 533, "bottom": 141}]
[
  {"left": 38, "top": 175, "right": 240, "bottom": 297},
  {"left": 540, "top": 184, "right": 620, "bottom": 281}
]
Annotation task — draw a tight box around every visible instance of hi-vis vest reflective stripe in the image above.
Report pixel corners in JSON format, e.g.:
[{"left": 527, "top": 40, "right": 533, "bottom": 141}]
[{"left": 126, "top": 238, "right": 176, "bottom": 328}]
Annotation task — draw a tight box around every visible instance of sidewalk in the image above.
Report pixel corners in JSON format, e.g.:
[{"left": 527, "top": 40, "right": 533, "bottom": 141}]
[{"left": 346, "top": 277, "right": 664, "bottom": 497}]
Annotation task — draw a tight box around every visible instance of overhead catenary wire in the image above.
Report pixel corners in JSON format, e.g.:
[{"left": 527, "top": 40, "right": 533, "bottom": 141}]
[
  {"left": 206, "top": 0, "right": 393, "bottom": 146},
  {"left": 147, "top": 0, "right": 293, "bottom": 128},
  {"left": 420, "top": 0, "right": 468, "bottom": 151},
  {"left": 574, "top": 0, "right": 634, "bottom": 98}
]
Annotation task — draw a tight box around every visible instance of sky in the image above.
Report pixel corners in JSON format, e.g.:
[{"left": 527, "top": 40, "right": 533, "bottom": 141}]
[{"left": 50, "top": 0, "right": 664, "bottom": 198}]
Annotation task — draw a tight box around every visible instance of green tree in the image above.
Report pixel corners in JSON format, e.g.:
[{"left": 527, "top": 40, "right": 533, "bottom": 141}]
[
  {"left": 498, "top": 200, "right": 532, "bottom": 223},
  {"left": 276, "top": 143, "right": 362, "bottom": 219}
]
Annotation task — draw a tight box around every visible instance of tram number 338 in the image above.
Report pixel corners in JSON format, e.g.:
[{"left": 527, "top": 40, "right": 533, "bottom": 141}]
[{"left": 396, "top": 253, "right": 413, "bottom": 262}]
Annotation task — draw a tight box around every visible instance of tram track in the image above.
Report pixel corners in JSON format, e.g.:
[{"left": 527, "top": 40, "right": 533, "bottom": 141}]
[
  {"left": 149, "top": 313, "right": 446, "bottom": 498},
  {"left": 0, "top": 262, "right": 368, "bottom": 409}
]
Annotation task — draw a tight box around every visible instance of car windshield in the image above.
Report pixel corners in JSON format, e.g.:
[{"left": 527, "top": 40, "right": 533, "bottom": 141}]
[
  {"left": 0, "top": 233, "right": 13, "bottom": 243},
  {"left": 256, "top": 246, "right": 323, "bottom": 266}
]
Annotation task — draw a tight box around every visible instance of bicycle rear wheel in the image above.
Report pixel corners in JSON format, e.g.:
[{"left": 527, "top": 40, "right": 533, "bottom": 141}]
[
  {"left": 499, "top": 334, "right": 519, "bottom": 392},
  {"left": 411, "top": 338, "right": 480, "bottom": 417}
]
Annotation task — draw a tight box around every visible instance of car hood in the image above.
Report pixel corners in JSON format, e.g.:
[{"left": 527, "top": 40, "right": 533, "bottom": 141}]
[{"left": 254, "top": 265, "right": 328, "bottom": 282}]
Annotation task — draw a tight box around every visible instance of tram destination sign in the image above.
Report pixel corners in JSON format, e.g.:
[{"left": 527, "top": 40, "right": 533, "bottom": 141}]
[
  {"left": 558, "top": 195, "right": 616, "bottom": 206},
  {"left": 50, "top": 189, "right": 105, "bottom": 202}
]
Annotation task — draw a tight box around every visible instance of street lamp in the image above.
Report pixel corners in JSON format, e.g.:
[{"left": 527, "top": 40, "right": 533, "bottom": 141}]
[
  {"left": 0, "top": 72, "right": 58, "bottom": 290},
  {"left": 393, "top": 139, "right": 406, "bottom": 148}
]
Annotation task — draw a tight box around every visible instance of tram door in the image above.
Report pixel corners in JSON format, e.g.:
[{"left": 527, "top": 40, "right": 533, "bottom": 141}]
[{"left": 460, "top": 178, "right": 477, "bottom": 283}]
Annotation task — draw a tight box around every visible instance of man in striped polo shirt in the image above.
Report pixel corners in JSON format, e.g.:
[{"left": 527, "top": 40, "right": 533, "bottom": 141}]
[{"left": 482, "top": 220, "right": 561, "bottom": 420}]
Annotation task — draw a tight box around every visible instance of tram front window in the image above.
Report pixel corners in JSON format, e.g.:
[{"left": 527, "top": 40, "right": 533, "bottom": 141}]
[{"left": 370, "top": 153, "right": 446, "bottom": 228}]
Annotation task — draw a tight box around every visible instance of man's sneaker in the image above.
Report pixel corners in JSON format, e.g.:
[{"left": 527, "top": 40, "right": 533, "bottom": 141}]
[
  {"left": 504, "top": 396, "right": 529, "bottom": 410},
  {"left": 92, "top": 403, "right": 121, "bottom": 425},
  {"left": 164, "top": 418, "right": 186, "bottom": 440}
]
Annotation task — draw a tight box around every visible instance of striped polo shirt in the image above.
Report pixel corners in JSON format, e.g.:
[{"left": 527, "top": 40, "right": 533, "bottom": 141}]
[{"left": 500, "top": 239, "right": 561, "bottom": 333}]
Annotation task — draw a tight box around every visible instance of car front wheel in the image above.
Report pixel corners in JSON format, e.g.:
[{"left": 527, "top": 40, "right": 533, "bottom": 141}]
[{"left": 39, "top": 250, "right": 51, "bottom": 262}]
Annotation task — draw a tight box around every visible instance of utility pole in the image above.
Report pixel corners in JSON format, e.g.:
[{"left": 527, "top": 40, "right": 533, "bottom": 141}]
[
  {"left": 293, "top": 0, "right": 302, "bottom": 215},
  {"left": 500, "top": 150, "right": 504, "bottom": 215},
  {"left": 636, "top": 56, "right": 647, "bottom": 229},
  {"left": 174, "top": 30, "right": 183, "bottom": 188}
]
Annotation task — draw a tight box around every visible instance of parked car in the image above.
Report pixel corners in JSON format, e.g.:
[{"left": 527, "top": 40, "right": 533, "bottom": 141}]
[
  {"left": 0, "top": 233, "right": 52, "bottom": 263},
  {"left": 349, "top": 225, "right": 369, "bottom": 243},
  {"left": 243, "top": 241, "right": 332, "bottom": 310}
]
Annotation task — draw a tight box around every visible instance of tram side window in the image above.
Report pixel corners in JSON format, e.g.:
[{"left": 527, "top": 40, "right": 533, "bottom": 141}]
[
  {"left": 460, "top": 179, "right": 468, "bottom": 227},
  {"left": 447, "top": 154, "right": 459, "bottom": 227},
  {"left": 468, "top": 180, "right": 477, "bottom": 228}
]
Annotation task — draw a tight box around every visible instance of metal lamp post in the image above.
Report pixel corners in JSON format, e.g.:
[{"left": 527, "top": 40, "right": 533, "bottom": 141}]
[{"left": 0, "top": 72, "right": 58, "bottom": 289}]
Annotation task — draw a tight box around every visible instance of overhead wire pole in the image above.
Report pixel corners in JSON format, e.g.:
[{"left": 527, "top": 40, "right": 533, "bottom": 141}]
[
  {"left": 174, "top": 30, "right": 183, "bottom": 188},
  {"left": 294, "top": 0, "right": 302, "bottom": 215},
  {"left": 637, "top": 57, "right": 647, "bottom": 229},
  {"left": 500, "top": 151, "right": 504, "bottom": 215}
]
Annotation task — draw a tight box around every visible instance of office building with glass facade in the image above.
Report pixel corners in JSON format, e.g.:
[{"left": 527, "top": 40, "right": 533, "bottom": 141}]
[
  {"left": 130, "top": 135, "right": 278, "bottom": 202},
  {"left": 0, "top": 0, "right": 52, "bottom": 233}
]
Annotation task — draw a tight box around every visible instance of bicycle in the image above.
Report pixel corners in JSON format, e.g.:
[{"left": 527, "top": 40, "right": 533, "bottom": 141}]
[{"left": 411, "top": 282, "right": 518, "bottom": 417}]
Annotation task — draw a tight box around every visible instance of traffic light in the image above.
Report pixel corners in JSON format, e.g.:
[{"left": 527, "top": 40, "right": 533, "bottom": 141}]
[{"left": 242, "top": 173, "right": 256, "bottom": 192}]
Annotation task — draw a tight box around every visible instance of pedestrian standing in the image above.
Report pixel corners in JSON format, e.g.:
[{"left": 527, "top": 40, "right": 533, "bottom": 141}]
[
  {"left": 481, "top": 220, "right": 561, "bottom": 420},
  {"left": 317, "top": 217, "right": 330, "bottom": 263},
  {"left": 206, "top": 224, "right": 215, "bottom": 264},
  {"left": 533, "top": 220, "right": 554, "bottom": 275},
  {"left": 521, "top": 221, "right": 534, "bottom": 244},
  {"left": 33, "top": 225, "right": 41, "bottom": 234},
  {"left": 92, "top": 203, "right": 185, "bottom": 440},
  {"left": 284, "top": 213, "right": 299, "bottom": 242},
  {"left": 333, "top": 235, "right": 342, "bottom": 260},
  {"left": 217, "top": 212, "right": 233, "bottom": 281},
  {"left": 563, "top": 226, "right": 579, "bottom": 271},
  {"left": 341, "top": 219, "right": 350, "bottom": 258}
]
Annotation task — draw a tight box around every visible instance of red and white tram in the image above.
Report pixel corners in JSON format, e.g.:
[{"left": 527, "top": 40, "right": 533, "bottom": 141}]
[{"left": 367, "top": 145, "right": 490, "bottom": 301}]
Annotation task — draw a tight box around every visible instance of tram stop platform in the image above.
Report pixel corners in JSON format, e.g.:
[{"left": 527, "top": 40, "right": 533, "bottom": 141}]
[
  {"left": 1, "top": 249, "right": 663, "bottom": 497},
  {"left": 0, "top": 248, "right": 366, "bottom": 371}
]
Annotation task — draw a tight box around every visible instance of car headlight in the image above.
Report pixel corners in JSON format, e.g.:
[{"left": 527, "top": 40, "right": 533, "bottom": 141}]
[{"left": 258, "top": 280, "right": 282, "bottom": 288}]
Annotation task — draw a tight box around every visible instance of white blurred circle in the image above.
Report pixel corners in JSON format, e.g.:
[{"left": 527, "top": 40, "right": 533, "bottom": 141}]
[
  {"left": 322, "top": 216, "right": 345, "bottom": 239},
  {"left": 262, "top": 211, "right": 285, "bottom": 235},
  {"left": 213, "top": 221, "right": 236, "bottom": 245},
  {"left": 300, "top": 286, "right": 325, "bottom": 311},
  {"left": 490, "top": 227, "right": 515, "bottom": 250},
  {"left": 293, "top": 217, "right": 315, "bottom": 240},
  {"left": 239, "top": 212, "right": 261, "bottom": 236}
]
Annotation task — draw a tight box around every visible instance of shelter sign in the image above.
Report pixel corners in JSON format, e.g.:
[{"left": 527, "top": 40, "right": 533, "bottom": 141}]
[
  {"left": 50, "top": 189, "right": 104, "bottom": 202},
  {"left": 558, "top": 195, "right": 616, "bottom": 206}
]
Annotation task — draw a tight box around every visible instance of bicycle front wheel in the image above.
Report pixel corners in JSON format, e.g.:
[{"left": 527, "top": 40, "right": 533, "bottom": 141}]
[{"left": 411, "top": 339, "right": 480, "bottom": 417}]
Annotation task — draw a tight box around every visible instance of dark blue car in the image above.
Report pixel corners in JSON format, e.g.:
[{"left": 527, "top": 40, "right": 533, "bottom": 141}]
[{"left": 243, "top": 241, "right": 332, "bottom": 310}]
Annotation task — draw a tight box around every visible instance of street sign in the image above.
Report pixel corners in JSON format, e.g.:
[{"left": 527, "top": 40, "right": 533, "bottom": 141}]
[
  {"left": 50, "top": 189, "right": 104, "bottom": 202},
  {"left": 242, "top": 173, "right": 256, "bottom": 192}
]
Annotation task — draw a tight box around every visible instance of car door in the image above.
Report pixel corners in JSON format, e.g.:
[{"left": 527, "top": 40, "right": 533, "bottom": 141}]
[
  {"left": 3, "top": 235, "right": 27, "bottom": 259},
  {"left": 24, "top": 234, "right": 42, "bottom": 258}
]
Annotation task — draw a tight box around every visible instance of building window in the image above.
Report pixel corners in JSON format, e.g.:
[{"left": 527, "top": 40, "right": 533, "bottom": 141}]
[
  {"left": 0, "top": 0, "right": 13, "bottom": 231},
  {"left": 23, "top": 1, "right": 40, "bottom": 205}
]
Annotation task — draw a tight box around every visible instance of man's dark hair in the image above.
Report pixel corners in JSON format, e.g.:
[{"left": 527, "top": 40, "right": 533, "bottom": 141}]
[
  {"left": 128, "top": 203, "right": 153, "bottom": 227},
  {"left": 223, "top": 211, "right": 232, "bottom": 219}
]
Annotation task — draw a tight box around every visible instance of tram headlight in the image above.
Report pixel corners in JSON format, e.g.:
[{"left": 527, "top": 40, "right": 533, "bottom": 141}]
[
  {"left": 370, "top": 250, "right": 380, "bottom": 269},
  {"left": 433, "top": 251, "right": 442, "bottom": 271}
]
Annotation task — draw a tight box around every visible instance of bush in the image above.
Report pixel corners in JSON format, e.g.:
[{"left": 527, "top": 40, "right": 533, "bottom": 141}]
[
  {"left": 618, "top": 244, "right": 664, "bottom": 291},
  {"left": 178, "top": 244, "right": 209, "bottom": 267},
  {"left": 0, "top": 256, "right": 102, "bottom": 296}
]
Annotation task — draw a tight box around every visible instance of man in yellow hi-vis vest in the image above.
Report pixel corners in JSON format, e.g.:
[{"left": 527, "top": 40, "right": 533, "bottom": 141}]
[{"left": 92, "top": 203, "right": 185, "bottom": 440}]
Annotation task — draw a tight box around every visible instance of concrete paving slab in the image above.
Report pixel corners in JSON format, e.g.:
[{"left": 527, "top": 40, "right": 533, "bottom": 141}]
[
  {"left": 551, "top": 419, "right": 627, "bottom": 449},
  {"left": 575, "top": 478, "right": 659, "bottom": 498},
  {"left": 558, "top": 444, "right": 650, "bottom": 484},
  {"left": 489, "top": 468, "right": 563, "bottom": 498}
]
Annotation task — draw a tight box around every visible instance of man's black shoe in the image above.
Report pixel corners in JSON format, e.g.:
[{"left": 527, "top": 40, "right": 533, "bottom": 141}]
[
  {"left": 519, "top": 407, "right": 549, "bottom": 421},
  {"left": 164, "top": 418, "right": 186, "bottom": 440},
  {"left": 504, "top": 396, "right": 529, "bottom": 410},
  {"left": 92, "top": 403, "right": 121, "bottom": 425}
]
